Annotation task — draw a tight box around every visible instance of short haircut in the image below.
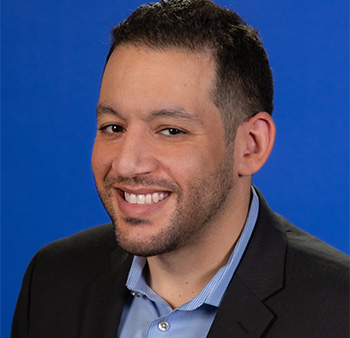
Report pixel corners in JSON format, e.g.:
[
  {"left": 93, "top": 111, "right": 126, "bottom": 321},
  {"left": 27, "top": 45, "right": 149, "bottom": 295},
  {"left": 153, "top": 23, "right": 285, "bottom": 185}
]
[{"left": 106, "top": 0, "right": 274, "bottom": 143}]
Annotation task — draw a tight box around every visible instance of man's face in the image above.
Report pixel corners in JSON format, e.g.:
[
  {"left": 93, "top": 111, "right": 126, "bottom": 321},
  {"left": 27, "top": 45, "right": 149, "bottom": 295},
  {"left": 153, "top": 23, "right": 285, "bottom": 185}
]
[{"left": 92, "top": 46, "right": 237, "bottom": 256}]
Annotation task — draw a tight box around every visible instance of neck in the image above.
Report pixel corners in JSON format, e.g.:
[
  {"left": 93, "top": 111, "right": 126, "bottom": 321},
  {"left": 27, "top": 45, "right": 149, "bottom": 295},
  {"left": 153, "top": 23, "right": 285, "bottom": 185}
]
[{"left": 146, "top": 182, "right": 252, "bottom": 309}]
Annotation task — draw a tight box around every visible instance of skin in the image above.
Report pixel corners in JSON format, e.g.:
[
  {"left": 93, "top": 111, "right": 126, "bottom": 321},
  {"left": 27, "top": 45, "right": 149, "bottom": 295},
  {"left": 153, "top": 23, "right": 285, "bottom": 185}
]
[{"left": 91, "top": 45, "right": 275, "bottom": 308}]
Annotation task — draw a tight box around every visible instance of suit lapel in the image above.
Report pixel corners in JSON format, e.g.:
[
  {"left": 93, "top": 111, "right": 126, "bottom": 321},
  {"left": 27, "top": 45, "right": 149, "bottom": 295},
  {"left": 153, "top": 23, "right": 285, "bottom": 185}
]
[
  {"left": 80, "top": 246, "right": 133, "bottom": 338},
  {"left": 208, "top": 190, "right": 287, "bottom": 337},
  {"left": 208, "top": 276, "right": 274, "bottom": 338}
]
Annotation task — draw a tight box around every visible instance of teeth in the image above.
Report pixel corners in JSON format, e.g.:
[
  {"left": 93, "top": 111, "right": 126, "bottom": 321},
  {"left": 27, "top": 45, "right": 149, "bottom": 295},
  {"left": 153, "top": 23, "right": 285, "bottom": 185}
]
[
  {"left": 145, "top": 194, "right": 152, "bottom": 204},
  {"left": 124, "top": 191, "right": 169, "bottom": 205},
  {"left": 137, "top": 194, "right": 145, "bottom": 204},
  {"left": 152, "top": 193, "right": 159, "bottom": 203}
]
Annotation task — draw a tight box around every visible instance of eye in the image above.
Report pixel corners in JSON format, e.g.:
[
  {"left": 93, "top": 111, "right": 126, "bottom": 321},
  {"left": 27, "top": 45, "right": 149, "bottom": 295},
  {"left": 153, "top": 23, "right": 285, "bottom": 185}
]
[
  {"left": 160, "top": 128, "right": 185, "bottom": 136},
  {"left": 99, "top": 124, "right": 125, "bottom": 134}
]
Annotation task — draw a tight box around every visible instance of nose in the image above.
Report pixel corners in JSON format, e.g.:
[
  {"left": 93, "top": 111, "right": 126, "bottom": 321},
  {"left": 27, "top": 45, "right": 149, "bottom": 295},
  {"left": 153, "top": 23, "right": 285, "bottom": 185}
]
[{"left": 111, "top": 128, "right": 158, "bottom": 178}]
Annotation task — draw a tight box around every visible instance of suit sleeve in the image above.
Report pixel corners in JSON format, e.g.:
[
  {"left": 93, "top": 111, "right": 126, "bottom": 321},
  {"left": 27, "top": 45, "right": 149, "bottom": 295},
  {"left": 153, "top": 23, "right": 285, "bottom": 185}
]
[{"left": 11, "top": 253, "right": 38, "bottom": 338}]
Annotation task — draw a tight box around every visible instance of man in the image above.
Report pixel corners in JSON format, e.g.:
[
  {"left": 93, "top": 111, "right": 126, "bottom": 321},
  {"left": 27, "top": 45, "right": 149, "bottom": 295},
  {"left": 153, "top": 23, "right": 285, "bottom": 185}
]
[{"left": 12, "top": 0, "right": 349, "bottom": 337}]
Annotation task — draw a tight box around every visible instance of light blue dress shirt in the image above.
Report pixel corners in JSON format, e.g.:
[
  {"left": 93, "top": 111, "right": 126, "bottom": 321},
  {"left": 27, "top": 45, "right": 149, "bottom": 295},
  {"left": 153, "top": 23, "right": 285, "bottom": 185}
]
[{"left": 117, "top": 187, "right": 259, "bottom": 337}]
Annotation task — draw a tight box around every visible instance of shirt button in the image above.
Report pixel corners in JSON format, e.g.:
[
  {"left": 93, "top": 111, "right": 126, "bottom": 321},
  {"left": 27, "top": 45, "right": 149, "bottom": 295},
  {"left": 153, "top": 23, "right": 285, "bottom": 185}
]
[{"left": 158, "top": 320, "right": 170, "bottom": 331}]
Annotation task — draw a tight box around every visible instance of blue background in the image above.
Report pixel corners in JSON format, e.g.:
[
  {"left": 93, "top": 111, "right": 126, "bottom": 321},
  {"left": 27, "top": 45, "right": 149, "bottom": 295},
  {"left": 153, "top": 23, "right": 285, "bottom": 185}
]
[{"left": 1, "top": 0, "right": 349, "bottom": 336}]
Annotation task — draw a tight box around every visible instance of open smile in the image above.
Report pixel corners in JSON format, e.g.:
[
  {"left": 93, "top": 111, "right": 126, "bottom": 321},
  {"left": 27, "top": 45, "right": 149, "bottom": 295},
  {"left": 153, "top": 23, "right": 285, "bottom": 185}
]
[
  {"left": 111, "top": 184, "right": 174, "bottom": 218},
  {"left": 124, "top": 191, "right": 170, "bottom": 205}
]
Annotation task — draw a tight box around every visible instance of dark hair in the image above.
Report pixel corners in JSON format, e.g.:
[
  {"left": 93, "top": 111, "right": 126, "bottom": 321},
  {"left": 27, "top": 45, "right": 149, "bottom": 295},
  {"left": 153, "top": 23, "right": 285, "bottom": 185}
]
[{"left": 106, "top": 0, "right": 273, "bottom": 142}]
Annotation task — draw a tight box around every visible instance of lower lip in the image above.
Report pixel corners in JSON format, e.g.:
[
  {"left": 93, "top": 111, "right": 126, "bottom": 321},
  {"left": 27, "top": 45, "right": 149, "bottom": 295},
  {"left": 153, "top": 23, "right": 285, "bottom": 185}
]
[{"left": 115, "top": 189, "right": 171, "bottom": 218}]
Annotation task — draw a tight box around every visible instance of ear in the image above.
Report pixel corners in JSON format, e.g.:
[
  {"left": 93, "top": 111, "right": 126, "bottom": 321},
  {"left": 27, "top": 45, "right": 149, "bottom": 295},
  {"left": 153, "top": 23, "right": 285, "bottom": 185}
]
[{"left": 235, "top": 112, "right": 275, "bottom": 176}]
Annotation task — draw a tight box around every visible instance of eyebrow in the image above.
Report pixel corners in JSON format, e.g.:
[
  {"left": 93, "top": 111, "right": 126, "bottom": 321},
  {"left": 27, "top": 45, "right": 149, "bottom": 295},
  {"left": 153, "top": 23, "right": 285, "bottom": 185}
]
[
  {"left": 148, "top": 108, "right": 202, "bottom": 125},
  {"left": 96, "top": 105, "right": 124, "bottom": 120},
  {"left": 96, "top": 104, "right": 203, "bottom": 125}
]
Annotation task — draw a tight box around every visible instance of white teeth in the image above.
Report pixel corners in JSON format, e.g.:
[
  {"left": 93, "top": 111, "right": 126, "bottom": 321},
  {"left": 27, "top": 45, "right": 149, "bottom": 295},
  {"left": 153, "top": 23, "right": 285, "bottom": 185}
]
[
  {"left": 124, "top": 191, "right": 169, "bottom": 205},
  {"left": 137, "top": 194, "right": 145, "bottom": 205},
  {"left": 129, "top": 193, "right": 137, "bottom": 204},
  {"left": 152, "top": 193, "right": 159, "bottom": 203},
  {"left": 145, "top": 194, "right": 152, "bottom": 204}
]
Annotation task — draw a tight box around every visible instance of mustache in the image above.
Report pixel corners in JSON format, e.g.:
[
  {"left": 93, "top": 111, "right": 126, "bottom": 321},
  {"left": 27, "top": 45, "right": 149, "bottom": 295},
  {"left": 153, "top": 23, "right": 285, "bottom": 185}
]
[{"left": 104, "top": 175, "right": 179, "bottom": 192}]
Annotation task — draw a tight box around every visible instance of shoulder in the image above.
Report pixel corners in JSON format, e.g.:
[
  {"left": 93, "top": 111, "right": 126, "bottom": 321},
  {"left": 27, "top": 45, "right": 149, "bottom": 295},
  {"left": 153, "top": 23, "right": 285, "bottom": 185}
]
[
  {"left": 12, "top": 225, "right": 131, "bottom": 336},
  {"left": 254, "top": 187, "right": 349, "bottom": 299},
  {"left": 38, "top": 223, "right": 117, "bottom": 256},
  {"left": 283, "top": 214, "right": 348, "bottom": 262},
  {"left": 253, "top": 192, "right": 349, "bottom": 335},
  {"left": 31, "top": 223, "right": 123, "bottom": 281},
  {"left": 280, "top": 215, "right": 348, "bottom": 292},
  {"left": 20, "top": 223, "right": 130, "bottom": 313},
  {"left": 267, "top": 215, "right": 349, "bottom": 335},
  {"left": 259, "top": 198, "right": 349, "bottom": 291},
  {"left": 255, "top": 188, "right": 348, "bottom": 276}
]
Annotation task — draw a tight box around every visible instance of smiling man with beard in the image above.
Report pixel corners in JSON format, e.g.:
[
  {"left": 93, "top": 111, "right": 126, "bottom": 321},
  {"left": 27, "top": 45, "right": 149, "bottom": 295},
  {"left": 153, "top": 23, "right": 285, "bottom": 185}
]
[{"left": 12, "top": 1, "right": 349, "bottom": 337}]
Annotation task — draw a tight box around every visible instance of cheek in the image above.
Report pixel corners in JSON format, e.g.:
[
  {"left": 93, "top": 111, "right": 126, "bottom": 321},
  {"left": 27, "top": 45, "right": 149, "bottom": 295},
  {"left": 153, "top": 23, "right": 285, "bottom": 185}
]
[
  {"left": 162, "top": 145, "right": 221, "bottom": 183},
  {"left": 193, "top": 141, "right": 225, "bottom": 171},
  {"left": 91, "top": 141, "right": 112, "bottom": 179}
]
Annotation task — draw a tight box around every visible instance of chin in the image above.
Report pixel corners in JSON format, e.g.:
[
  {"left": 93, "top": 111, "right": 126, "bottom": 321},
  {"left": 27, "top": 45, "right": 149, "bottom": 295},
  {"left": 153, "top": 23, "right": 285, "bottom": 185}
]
[
  {"left": 117, "top": 237, "right": 176, "bottom": 257},
  {"left": 114, "top": 222, "right": 180, "bottom": 257}
]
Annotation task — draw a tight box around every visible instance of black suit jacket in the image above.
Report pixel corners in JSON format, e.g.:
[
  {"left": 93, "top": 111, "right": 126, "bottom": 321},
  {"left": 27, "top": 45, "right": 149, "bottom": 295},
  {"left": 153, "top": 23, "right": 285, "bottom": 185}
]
[{"left": 12, "top": 191, "right": 349, "bottom": 337}]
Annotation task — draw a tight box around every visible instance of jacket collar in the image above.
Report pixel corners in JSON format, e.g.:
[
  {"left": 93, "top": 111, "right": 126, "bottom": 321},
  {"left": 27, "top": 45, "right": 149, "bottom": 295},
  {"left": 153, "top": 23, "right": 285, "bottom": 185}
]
[
  {"left": 80, "top": 241, "right": 133, "bottom": 338},
  {"left": 208, "top": 189, "right": 287, "bottom": 337}
]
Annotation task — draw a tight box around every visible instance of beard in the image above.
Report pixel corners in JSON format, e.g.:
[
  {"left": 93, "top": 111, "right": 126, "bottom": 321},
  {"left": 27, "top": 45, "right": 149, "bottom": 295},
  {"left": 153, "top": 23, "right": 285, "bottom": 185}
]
[{"left": 96, "top": 151, "right": 235, "bottom": 257}]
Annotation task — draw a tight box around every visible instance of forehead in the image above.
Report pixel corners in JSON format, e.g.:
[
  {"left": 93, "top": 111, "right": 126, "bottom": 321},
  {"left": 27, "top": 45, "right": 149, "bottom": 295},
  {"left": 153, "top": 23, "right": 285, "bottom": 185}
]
[
  {"left": 104, "top": 45, "right": 215, "bottom": 82},
  {"left": 99, "top": 46, "right": 219, "bottom": 119}
]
